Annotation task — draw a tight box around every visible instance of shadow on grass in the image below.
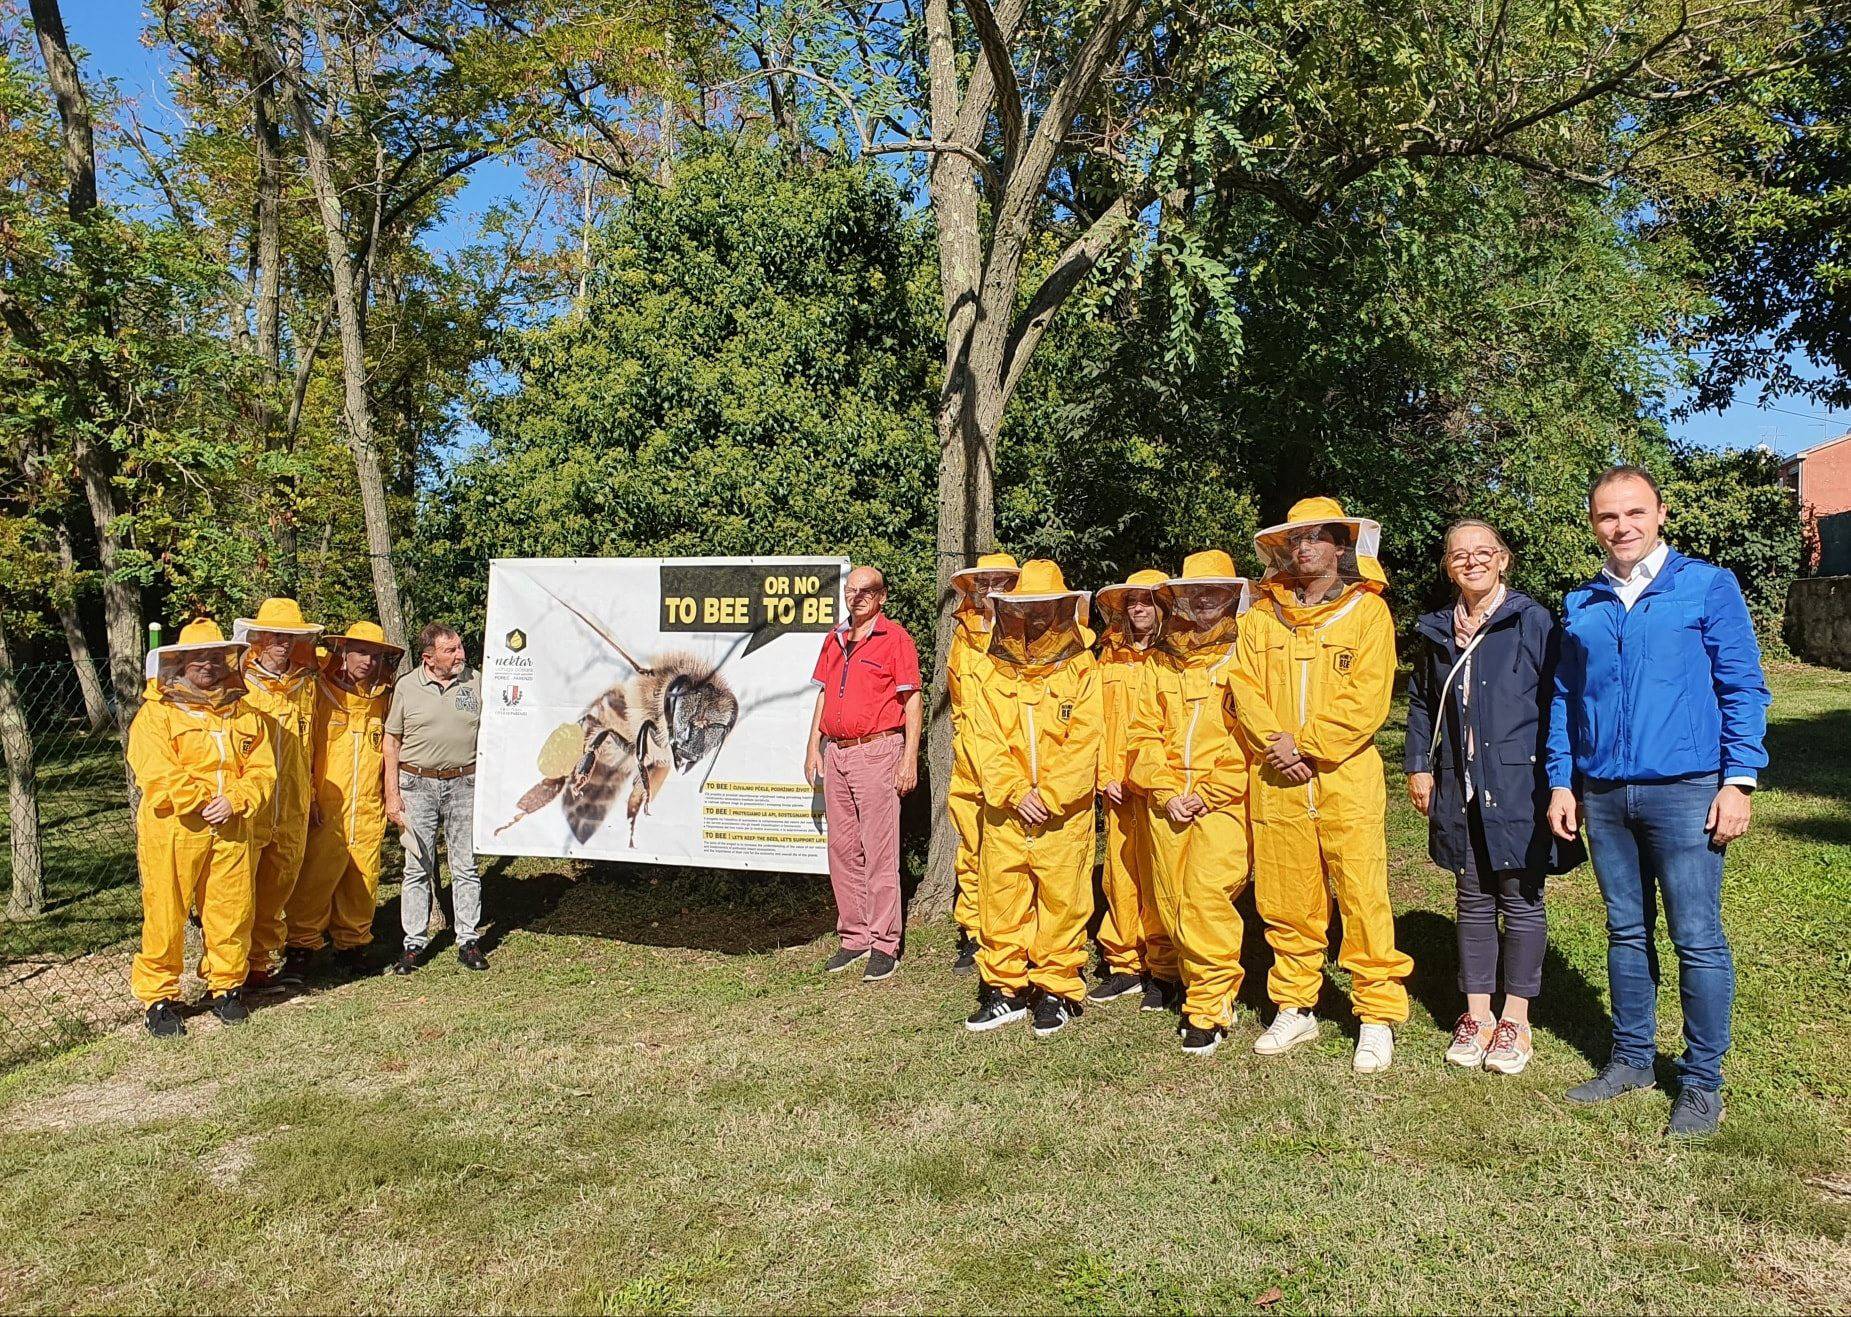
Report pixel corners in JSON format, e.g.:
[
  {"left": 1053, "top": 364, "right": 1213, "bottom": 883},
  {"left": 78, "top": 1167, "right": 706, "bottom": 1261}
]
[
  {"left": 1393, "top": 908, "right": 1612, "bottom": 1068},
  {"left": 1773, "top": 815, "right": 1851, "bottom": 847},
  {"left": 1760, "top": 705, "right": 1851, "bottom": 801},
  {"left": 479, "top": 857, "right": 838, "bottom": 955},
  {"left": 1183, "top": 885, "right": 1615, "bottom": 1066},
  {"left": 366, "top": 856, "right": 582, "bottom": 959}
]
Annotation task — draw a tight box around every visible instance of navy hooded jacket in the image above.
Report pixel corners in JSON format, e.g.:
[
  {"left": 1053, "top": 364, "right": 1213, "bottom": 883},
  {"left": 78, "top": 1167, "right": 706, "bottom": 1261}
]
[{"left": 1406, "top": 590, "right": 1584, "bottom": 876}]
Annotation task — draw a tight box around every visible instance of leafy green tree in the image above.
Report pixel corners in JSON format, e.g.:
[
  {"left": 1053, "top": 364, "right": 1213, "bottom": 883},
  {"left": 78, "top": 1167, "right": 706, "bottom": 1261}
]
[
  {"left": 1017, "top": 164, "right": 1699, "bottom": 621},
  {"left": 419, "top": 144, "right": 938, "bottom": 638},
  {"left": 1661, "top": 445, "right": 1804, "bottom": 634},
  {"left": 734, "top": 0, "right": 1814, "bottom": 915},
  {"left": 1658, "top": 21, "right": 1850, "bottom": 412}
]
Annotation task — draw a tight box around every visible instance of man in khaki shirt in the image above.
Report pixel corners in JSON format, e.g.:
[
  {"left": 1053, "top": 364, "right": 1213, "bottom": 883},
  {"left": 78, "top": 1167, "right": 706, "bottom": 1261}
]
[{"left": 384, "top": 623, "right": 486, "bottom": 972}]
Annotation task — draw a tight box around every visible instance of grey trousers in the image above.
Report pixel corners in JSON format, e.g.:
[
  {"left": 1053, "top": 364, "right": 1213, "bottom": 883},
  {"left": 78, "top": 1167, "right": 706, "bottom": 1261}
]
[{"left": 398, "top": 770, "right": 482, "bottom": 950}]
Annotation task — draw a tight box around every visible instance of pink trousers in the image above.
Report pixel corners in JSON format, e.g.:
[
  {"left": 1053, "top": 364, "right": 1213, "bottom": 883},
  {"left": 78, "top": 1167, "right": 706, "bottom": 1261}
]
[{"left": 823, "top": 734, "right": 904, "bottom": 956}]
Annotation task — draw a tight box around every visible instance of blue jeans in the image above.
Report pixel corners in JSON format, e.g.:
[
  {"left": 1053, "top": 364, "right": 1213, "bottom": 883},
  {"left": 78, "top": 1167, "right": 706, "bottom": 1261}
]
[
  {"left": 398, "top": 770, "right": 482, "bottom": 952},
  {"left": 1582, "top": 774, "right": 1733, "bottom": 1091}
]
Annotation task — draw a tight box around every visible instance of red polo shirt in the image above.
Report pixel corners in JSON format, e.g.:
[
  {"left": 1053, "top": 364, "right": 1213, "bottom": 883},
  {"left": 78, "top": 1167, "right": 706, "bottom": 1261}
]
[{"left": 811, "top": 614, "right": 921, "bottom": 739}]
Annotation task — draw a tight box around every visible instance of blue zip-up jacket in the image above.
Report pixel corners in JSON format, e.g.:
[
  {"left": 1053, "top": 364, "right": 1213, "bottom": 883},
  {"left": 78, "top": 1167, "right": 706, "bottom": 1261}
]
[{"left": 1547, "top": 548, "right": 1770, "bottom": 789}]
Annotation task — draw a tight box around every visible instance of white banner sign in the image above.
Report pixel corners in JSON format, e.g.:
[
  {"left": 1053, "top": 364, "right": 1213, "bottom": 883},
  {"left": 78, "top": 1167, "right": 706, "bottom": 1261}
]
[{"left": 474, "top": 556, "right": 846, "bottom": 873}]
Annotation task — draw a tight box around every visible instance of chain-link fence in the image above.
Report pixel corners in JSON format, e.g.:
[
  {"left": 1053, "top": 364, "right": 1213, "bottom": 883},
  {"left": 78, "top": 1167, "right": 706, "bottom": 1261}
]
[{"left": 0, "top": 661, "right": 142, "bottom": 1070}]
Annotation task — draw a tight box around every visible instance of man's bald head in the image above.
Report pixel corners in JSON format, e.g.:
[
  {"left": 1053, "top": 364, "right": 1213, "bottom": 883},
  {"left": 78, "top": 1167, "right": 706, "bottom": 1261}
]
[{"left": 844, "top": 565, "right": 888, "bottom": 626}]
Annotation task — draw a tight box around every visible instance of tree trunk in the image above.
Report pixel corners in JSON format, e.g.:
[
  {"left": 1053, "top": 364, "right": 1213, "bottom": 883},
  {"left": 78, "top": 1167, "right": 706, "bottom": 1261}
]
[
  {"left": 0, "top": 614, "right": 45, "bottom": 922},
  {"left": 25, "top": 0, "right": 95, "bottom": 219},
  {"left": 53, "top": 524, "right": 109, "bottom": 731},
  {"left": 242, "top": 0, "right": 297, "bottom": 590},
  {"left": 914, "top": 373, "right": 1000, "bottom": 922},
  {"left": 277, "top": 0, "right": 409, "bottom": 651},
  {"left": 29, "top": 0, "right": 144, "bottom": 737},
  {"left": 910, "top": 0, "right": 1001, "bottom": 923}
]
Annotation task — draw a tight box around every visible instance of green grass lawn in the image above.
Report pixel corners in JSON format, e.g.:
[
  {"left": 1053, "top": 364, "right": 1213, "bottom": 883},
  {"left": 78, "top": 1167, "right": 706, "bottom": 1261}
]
[
  {"left": 0, "top": 665, "right": 1846, "bottom": 1313},
  {"left": 0, "top": 727, "right": 141, "bottom": 962}
]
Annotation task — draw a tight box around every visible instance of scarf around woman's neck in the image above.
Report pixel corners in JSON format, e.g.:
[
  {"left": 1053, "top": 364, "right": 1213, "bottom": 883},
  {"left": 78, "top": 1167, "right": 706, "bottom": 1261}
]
[{"left": 1453, "top": 582, "right": 1507, "bottom": 651}]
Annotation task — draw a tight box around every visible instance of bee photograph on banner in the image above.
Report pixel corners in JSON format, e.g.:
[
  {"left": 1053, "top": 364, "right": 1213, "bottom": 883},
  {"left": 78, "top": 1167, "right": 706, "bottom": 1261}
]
[{"left": 473, "top": 557, "right": 848, "bottom": 875}]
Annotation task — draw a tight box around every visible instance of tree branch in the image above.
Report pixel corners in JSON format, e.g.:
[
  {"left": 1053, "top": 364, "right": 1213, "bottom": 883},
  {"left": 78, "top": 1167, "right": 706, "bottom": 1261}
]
[{"left": 959, "top": 0, "right": 1023, "bottom": 179}]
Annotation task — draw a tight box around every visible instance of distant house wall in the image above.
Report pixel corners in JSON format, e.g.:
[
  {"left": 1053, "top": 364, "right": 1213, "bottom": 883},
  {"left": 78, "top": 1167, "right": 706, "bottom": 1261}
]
[
  {"left": 1786, "top": 577, "right": 1851, "bottom": 670},
  {"left": 1785, "top": 435, "right": 1851, "bottom": 576}
]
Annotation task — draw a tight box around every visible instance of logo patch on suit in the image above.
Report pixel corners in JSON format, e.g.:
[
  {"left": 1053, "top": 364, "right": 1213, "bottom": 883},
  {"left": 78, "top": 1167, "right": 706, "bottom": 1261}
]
[
  {"left": 240, "top": 735, "right": 258, "bottom": 756},
  {"left": 1333, "top": 649, "right": 1354, "bottom": 674},
  {"left": 1059, "top": 701, "right": 1074, "bottom": 723}
]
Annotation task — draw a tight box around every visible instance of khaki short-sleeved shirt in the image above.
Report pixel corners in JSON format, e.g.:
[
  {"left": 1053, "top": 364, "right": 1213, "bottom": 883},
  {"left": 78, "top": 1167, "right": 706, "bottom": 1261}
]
[{"left": 385, "top": 666, "right": 482, "bottom": 771}]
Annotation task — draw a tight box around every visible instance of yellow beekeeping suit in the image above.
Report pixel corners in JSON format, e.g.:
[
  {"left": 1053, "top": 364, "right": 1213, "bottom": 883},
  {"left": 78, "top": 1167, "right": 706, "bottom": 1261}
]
[{"left": 127, "top": 621, "right": 277, "bottom": 1004}]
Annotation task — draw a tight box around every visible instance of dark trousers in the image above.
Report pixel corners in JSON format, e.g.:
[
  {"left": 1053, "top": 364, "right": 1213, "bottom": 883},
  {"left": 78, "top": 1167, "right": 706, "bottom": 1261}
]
[{"left": 1456, "top": 802, "right": 1547, "bottom": 998}]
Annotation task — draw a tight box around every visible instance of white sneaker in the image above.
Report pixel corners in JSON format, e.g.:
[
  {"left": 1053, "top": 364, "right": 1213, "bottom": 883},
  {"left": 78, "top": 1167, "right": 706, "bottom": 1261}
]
[
  {"left": 1354, "top": 1023, "right": 1395, "bottom": 1074},
  {"left": 1253, "top": 1008, "right": 1319, "bottom": 1056}
]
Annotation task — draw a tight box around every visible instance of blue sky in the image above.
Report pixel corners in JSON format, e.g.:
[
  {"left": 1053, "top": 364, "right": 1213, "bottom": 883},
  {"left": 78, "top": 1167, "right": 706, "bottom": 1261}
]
[{"left": 64, "top": 1, "right": 1851, "bottom": 459}]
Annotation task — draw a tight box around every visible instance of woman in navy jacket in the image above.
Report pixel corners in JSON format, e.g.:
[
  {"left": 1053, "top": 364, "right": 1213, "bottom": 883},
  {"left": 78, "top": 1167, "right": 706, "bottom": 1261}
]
[{"left": 1406, "top": 521, "right": 1584, "bottom": 1075}]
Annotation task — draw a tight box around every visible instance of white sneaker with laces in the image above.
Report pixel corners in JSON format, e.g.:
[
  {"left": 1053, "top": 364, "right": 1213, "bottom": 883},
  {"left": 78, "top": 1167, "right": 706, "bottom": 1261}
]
[
  {"left": 1253, "top": 1007, "right": 1319, "bottom": 1056},
  {"left": 1354, "top": 1023, "right": 1395, "bottom": 1074}
]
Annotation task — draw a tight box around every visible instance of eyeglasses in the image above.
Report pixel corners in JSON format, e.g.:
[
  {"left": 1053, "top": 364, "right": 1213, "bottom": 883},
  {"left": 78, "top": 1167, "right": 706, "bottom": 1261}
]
[
  {"left": 1446, "top": 548, "right": 1504, "bottom": 567},
  {"left": 844, "top": 587, "right": 884, "bottom": 601},
  {"left": 1286, "top": 530, "right": 1338, "bottom": 549}
]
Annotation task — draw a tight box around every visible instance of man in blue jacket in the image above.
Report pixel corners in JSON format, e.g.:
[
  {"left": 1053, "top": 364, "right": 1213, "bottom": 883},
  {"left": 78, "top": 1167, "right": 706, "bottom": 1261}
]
[{"left": 1547, "top": 465, "right": 1770, "bottom": 1137}]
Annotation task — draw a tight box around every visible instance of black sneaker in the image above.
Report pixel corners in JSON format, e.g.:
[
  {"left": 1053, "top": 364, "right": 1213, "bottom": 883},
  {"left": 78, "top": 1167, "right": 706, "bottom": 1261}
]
[
  {"left": 1179, "top": 1021, "right": 1226, "bottom": 1056},
  {"left": 952, "top": 931, "right": 978, "bottom": 975},
  {"left": 1141, "top": 978, "right": 1181, "bottom": 1012},
  {"left": 332, "top": 946, "right": 370, "bottom": 978},
  {"left": 145, "top": 1000, "right": 186, "bottom": 1039},
  {"left": 244, "top": 966, "right": 285, "bottom": 996},
  {"left": 210, "top": 989, "right": 249, "bottom": 1025},
  {"left": 277, "top": 946, "right": 314, "bottom": 986},
  {"left": 1667, "top": 1087, "right": 1723, "bottom": 1138},
  {"left": 390, "top": 947, "right": 423, "bottom": 976},
  {"left": 824, "top": 945, "right": 870, "bottom": 973},
  {"left": 1032, "top": 994, "right": 1082, "bottom": 1037},
  {"left": 1566, "top": 1059, "right": 1656, "bottom": 1104},
  {"left": 863, "top": 950, "right": 897, "bottom": 982},
  {"left": 1087, "top": 970, "right": 1143, "bottom": 1004},
  {"left": 964, "top": 985, "right": 1028, "bottom": 1032},
  {"left": 458, "top": 941, "right": 490, "bottom": 972}
]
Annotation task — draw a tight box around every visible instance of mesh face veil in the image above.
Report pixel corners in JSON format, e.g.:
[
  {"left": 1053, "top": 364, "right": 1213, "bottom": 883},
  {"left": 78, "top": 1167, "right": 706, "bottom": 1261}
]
[
  {"left": 988, "top": 595, "right": 1089, "bottom": 668},
  {"left": 1254, "top": 498, "right": 1385, "bottom": 592},
  {"left": 1095, "top": 588, "right": 1161, "bottom": 650},
  {"left": 153, "top": 642, "right": 249, "bottom": 709},
  {"left": 954, "top": 569, "right": 1022, "bottom": 622},
  {"left": 235, "top": 627, "right": 321, "bottom": 676},
  {"left": 1156, "top": 579, "right": 1253, "bottom": 655}
]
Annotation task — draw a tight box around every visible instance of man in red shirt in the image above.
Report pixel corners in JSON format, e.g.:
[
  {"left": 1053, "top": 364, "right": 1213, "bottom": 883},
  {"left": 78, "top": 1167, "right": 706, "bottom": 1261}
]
[{"left": 805, "top": 565, "right": 923, "bottom": 982}]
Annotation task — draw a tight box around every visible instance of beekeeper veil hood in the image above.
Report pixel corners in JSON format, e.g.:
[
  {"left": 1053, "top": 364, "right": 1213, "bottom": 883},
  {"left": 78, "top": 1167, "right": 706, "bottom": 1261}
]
[
  {"left": 1254, "top": 497, "right": 1386, "bottom": 594},
  {"left": 1094, "top": 569, "right": 1167, "bottom": 653},
  {"left": 1156, "top": 551, "right": 1253, "bottom": 656},
  {"left": 987, "top": 559, "right": 1091, "bottom": 669},
  {"left": 147, "top": 619, "right": 248, "bottom": 709},
  {"left": 234, "top": 597, "right": 324, "bottom": 677},
  {"left": 951, "top": 553, "right": 1022, "bottom": 628}
]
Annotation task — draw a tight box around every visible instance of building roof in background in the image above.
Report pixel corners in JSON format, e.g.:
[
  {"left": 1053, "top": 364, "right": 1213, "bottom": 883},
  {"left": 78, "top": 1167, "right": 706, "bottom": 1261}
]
[{"left": 1780, "top": 430, "right": 1851, "bottom": 469}]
